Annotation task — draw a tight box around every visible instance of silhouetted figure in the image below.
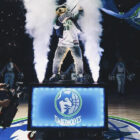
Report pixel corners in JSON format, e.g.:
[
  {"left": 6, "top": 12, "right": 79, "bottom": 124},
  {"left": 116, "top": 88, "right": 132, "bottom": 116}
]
[
  {"left": 112, "top": 57, "right": 127, "bottom": 95},
  {"left": 1, "top": 58, "right": 20, "bottom": 89}
]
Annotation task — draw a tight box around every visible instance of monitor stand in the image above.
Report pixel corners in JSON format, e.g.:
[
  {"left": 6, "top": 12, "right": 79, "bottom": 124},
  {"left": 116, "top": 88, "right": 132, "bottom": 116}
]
[
  {"left": 35, "top": 129, "right": 104, "bottom": 140},
  {"left": 48, "top": 80, "right": 102, "bottom": 85},
  {"left": 51, "top": 80, "right": 83, "bottom": 84}
]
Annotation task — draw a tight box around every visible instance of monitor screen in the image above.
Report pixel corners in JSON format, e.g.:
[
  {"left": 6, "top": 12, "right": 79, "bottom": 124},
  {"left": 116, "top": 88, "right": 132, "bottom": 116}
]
[{"left": 28, "top": 85, "right": 107, "bottom": 129}]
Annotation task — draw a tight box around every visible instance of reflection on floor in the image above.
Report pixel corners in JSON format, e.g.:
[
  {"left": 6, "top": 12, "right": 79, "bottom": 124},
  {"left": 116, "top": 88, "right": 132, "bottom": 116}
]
[
  {"left": 15, "top": 85, "right": 140, "bottom": 123},
  {"left": 108, "top": 84, "right": 140, "bottom": 122}
]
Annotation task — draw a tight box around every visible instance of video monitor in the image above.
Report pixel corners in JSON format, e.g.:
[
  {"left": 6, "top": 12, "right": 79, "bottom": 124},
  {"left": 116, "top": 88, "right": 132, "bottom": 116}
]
[{"left": 28, "top": 84, "right": 107, "bottom": 130}]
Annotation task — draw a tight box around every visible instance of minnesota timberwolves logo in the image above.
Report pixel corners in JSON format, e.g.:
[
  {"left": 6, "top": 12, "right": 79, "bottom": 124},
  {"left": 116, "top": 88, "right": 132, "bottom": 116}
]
[{"left": 54, "top": 89, "right": 82, "bottom": 118}]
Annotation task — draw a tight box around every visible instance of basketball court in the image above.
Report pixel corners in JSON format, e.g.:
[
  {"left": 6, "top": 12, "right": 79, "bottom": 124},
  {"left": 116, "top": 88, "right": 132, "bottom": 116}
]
[{"left": 0, "top": 86, "right": 140, "bottom": 140}]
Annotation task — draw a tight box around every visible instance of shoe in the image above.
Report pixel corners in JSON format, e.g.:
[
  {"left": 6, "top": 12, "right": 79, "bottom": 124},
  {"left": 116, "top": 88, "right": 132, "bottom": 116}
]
[
  {"left": 49, "top": 74, "right": 60, "bottom": 82},
  {"left": 77, "top": 74, "right": 84, "bottom": 83}
]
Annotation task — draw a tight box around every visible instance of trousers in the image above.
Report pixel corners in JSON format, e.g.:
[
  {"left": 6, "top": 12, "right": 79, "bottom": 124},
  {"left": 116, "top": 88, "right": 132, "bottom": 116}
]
[
  {"left": 116, "top": 73, "right": 125, "bottom": 94},
  {"left": 4, "top": 72, "right": 15, "bottom": 88},
  {"left": 52, "top": 46, "right": 84, "bottom": 75}
]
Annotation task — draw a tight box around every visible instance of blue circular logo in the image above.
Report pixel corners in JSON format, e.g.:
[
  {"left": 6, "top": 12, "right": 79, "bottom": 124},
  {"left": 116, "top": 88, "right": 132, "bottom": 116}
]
[
  {"left": 0, "top": 117, "right": 140, "bottom": 139},
  {"left": 54, "top": 89, "right": 82, "bottom": 118}
]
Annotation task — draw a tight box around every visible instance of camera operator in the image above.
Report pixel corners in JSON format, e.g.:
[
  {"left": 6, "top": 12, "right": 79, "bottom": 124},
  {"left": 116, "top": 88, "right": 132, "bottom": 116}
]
[
  {"left": 0, "top": 83, "right": 17, "bottom": 128},
  {"left": 0, "top": 80, "right": 26, "bottom": 128}
]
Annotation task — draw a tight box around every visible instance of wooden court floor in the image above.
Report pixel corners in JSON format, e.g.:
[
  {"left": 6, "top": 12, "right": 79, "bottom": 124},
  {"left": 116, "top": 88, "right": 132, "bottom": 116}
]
[{"left": 15, "top": 86, "right": 140, "bottom": 123}]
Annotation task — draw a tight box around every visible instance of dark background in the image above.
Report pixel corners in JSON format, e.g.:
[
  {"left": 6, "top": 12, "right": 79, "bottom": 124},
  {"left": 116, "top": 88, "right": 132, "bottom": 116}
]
[{"left": 0, "top": 0, "right": 140, "bottom": 85}]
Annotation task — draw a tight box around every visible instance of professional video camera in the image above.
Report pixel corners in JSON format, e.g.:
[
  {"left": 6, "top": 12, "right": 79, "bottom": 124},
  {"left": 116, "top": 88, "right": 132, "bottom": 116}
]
[{"left": 0, "top": 82, "right": 25, "bottom": 128}]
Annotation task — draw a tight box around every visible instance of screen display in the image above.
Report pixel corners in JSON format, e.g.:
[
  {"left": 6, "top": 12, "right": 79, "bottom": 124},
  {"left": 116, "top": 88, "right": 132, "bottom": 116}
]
[{"left": 30, "top": 86, "right": 105, "bottom": 128}]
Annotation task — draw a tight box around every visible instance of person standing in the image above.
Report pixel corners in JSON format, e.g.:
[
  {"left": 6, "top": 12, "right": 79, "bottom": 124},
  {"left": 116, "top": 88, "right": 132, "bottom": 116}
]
[
  {"left": 49, "top": 4, "right": 84, "bottom": 82},
  {"left": 1, "top": 58, "right": 20, "bottom": 89},
  {"left": 112, "top": 57, "right": 127, "bottom": 95}
]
